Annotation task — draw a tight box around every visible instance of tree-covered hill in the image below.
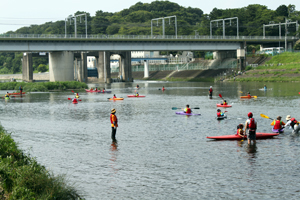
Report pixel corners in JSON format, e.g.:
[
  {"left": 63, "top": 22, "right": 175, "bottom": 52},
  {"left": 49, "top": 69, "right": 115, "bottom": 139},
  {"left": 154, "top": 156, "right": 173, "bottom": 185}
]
[
  {"left": 1, "top": 1, "right": 300, "bottom": 75},
  {"left": 6, "top": 1, "right": 299, "bottom": 37}
]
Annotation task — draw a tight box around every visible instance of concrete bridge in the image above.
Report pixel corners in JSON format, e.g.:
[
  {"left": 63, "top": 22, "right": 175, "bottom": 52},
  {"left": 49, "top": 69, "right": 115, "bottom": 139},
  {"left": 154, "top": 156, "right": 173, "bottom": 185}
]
[{"left": 0, "top": 34, "right": 297, "bottom": 82}]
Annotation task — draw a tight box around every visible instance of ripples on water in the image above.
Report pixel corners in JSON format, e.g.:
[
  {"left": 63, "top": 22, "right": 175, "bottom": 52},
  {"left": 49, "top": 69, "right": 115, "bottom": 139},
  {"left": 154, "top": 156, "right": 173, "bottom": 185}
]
[{"left": 1, "top": 81, "right": 300, "bottom": 199}]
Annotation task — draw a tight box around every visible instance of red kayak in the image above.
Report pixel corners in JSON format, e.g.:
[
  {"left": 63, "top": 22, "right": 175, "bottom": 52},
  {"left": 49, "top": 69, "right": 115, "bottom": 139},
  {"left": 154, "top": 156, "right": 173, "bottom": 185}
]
[
  {"left": 216, "top": 104, "right": 232, "bottom": 108},
  {"left": 8, "top": 92, "right": 25, "bottom": 95},
  {"left": 206, "top": 133, "right": 279, "bottom": 140},
  {"left": 127, "top": 95, "right": 146, "bottom": 98},
  {"left": 85, "top": 89, "right": 99, "bottom": 93}
]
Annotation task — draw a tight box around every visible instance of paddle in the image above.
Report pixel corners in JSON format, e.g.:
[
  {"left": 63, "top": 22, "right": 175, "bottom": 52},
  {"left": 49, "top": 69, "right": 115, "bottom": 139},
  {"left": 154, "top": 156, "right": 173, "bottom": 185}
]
[
  {"left": 72, "top": 90, "right": 74, "bottom": 93},
  {"left": 218, "top": 94, "right": 224, "bottom": 100},
  {"left": 260, "top": 113, "right": 273, "bottom": 120},
  {"left": 172, "top": 107, "right": 200, "bottom": 110}
]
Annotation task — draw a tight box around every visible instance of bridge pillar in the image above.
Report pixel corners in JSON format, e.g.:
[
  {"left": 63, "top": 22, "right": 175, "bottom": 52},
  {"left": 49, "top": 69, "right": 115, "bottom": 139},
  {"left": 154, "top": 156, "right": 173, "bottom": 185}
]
[
  {"left": 49, "top": 51, "right": 74, "bottom": 82},
  {"left": 97, "top": 51, "right": 111, "bottom": 83},
  {"left": 144, "top": 60, "right": 149, "bottom": 78},
  {"left": 22, "top": 52, "right": 33, "bottom": 82},
  {"left": 78, "top": 52, "right": 87, "bottom": 83},
  {"left": 119, "top": 51, "right": 132, "bottom": 82}
]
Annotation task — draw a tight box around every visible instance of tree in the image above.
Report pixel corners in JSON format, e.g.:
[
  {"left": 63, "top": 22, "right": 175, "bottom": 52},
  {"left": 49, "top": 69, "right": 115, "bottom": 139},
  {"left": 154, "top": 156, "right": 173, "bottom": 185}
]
[
  {"left": 37, "top": 64, "right": 48, "bottom": 72},
  {"left": 276, "top": 5, "right": 288, "bottom": 17}
]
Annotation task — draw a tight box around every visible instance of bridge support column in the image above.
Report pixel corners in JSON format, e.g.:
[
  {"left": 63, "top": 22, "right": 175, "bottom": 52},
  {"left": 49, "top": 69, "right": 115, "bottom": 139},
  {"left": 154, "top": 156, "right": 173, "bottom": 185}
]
[
  {"left": 49, "top": 51, "right": 74, "bottom": 82},
  {"left": 77, "top": 52, "right": 87, "bottom": 83},
  {"left": 97, "top": 51, "right": 111, "bottom": 83},
  {"left": 119, "top": 51, "right": 132, "bottom": 82},
  {"left": 22, "top": 52, "right": 33, "bottom": 82},
  {"left": 144, "top": 60, "right": 149, "bottom": 78}
]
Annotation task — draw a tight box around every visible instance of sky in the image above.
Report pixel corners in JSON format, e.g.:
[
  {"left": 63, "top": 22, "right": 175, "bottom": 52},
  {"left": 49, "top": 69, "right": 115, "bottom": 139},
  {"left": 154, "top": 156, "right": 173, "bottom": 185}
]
[{"left": 1, "top": 0, "right": 299, "bottom": 34}]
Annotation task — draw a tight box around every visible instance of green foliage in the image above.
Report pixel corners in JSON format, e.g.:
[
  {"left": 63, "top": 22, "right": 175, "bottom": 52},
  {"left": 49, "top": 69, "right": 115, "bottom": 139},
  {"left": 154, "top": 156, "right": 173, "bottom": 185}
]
[
  {"left": 37, "top": 64, "right": 48, "bottom": 72},
  {"left": 0, "top": 125, "right": 82, "bottom": 199},
  {"left": 265, "top": 52, "right": 300, "bottom": 65},
  {"left": 245, "top": 66, "right": 253, "bottom": 70}
]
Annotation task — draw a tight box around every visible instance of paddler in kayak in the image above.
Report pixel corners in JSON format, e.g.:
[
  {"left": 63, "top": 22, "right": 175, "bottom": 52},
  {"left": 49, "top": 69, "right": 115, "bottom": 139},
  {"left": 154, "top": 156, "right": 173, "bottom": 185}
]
[
  {"left": 209, "top": 86, "right": 213, "bottom": 98},
  {"left": 236, "top": 124, "right": 245, "bottom": 137},
  {"left": 183, "top": 105, "right": 192, "bottom": 113},
  {"left": 136, "top": 84, "right": 140, "bottom": 89},
  {"left": 217, "top": 109, "right": 224, "bottom": 117},
  {"left": 135, "top": 92, "right": 139, "bottom": 97},
  {"left": 72, "top": 98, "right": 78, "bottom": 103},
  {"left": 95, "top": 87, "right": 98, "bottom": 91},
  {"left": 110, "top": 108, "right": 118, "bottom": 142},
  {"left": 247, "top": 92, "right": 251, "bottom": 98},
  {"left": 75, "top": 93, "right": 80, "bottom": 99},
  {"left": 244, "top": 112, "right": 257, "bottom": 145},
  {"left": 285, "top": 115, "right": 300, "bottom": 134},
  {"left": 102, "top": 88, "right": 106, "bottom": 93},
  {"left": 264, "top": 85, "right": 267, "bottom": 90},
  {"left": 113, "top": 94, "right": 117, "bottom": 99},
  {"left": 221, "top": 99, "right": 228, "bottom": 105},
  {"left": 271, "top": 116, "right": 285, "bottom": 133},
  {"left": 4, "top": 92, "right": 10, "bottom": 99}
]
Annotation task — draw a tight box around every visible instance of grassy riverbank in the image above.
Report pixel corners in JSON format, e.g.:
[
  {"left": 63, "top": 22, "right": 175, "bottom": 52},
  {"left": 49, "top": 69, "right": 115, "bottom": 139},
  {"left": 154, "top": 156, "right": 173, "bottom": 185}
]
[
  {"left": 234, "top": 52, "right": 300, "bottom": 82},
  {"left": 0, "top": 81, "right": 88, "bottom": 92},
  {"left": 0, "top": 125, "right": 83, "bottom": 199}
]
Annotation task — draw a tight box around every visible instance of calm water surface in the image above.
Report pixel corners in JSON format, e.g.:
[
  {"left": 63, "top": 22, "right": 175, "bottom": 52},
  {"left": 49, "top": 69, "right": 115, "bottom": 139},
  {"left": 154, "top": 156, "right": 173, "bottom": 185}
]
[{"left": 1, "top": 81, "right": 300, "bottom": 199}]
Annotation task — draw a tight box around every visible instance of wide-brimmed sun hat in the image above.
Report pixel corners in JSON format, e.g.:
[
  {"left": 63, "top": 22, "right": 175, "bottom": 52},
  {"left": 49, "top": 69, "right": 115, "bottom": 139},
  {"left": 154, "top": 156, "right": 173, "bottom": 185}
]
[{"left": 286, "top": 115, "right": 291, "bottom": 121}]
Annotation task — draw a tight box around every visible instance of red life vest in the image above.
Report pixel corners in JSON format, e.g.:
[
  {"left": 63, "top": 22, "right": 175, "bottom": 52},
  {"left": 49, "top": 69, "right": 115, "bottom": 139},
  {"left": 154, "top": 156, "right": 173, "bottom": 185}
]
[
  {"left": 186, "top": 108, "right": 191, "bottom": 113},
  {"left": 248, "top": 118, "right": 256, "bottom": 130},
  {"left": 236, "top": 129, "right": 243, "bottom": 136},
  {"left": 291, "top": 118, "right": 297, "bottom": 126},
  {"left": 274, "top": 120, "right": 282, "bottom": 129},
  {"left": 72, "top": 98, "right": 78, "bottom": 103},
  {"left": 217, "top": 112, "right": 222, "bottom": 117}
]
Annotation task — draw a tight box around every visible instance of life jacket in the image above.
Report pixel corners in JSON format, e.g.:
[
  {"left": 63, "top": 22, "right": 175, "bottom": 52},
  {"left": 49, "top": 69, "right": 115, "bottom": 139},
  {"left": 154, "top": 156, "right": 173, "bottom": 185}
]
[
  {"left": 247, "top": 94, "right": 251, "bottom": 97},
  {"left": 274, "top": 120, "right": 283, "bottom": 129},
  {"left": 223, "top": 102, "right": 227, "bottom": 105},
  {"left": 217, "top": 112, "right": 223, "bottom": 117},
  {"left": 110, "top": 114, "right": 118, "bottom": 127},
  {"left": 209, "top": 88, "right": 212, "bottom": 93},
  {"left": 290, "top": 118, "right": 298, "bottom": 128},
  {"left": 72, "top": 98, "right": 78, "bottom": 103},
  {"left": 248, "top": 118, "right": 256, "bottom": 130},
  {"left": 185, "top": 108, "right": 191, "bottom": 113},
  {"left": 236, "top": 129, "right": 244, "bottom": 136}
]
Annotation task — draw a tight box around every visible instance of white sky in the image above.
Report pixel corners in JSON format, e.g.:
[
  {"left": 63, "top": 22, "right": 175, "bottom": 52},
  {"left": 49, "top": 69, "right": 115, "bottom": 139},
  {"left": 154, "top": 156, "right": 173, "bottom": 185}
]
[{"left": 0, "top": 0, "right": 299, "bottom": 34}]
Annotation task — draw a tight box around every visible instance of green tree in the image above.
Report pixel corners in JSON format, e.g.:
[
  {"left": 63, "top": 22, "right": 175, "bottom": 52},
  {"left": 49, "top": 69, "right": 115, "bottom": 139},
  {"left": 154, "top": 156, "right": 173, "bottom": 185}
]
[
  {"left": 37, "top": 64, "right": 48, "bottom": 72},
  {"left": 276, "top": 5, "right": 288, "bottom": 17}
]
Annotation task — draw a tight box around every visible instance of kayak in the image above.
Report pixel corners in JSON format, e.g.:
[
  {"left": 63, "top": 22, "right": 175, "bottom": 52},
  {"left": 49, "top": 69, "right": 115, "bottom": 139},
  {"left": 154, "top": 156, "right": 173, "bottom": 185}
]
[
  {"left": 8, "top": 92, "right": 25, "bottom": 95},
  {"left": 216, "top": 104, "right": 232, "bottom": 108},
  {"left": 85, "top": 89, "right": 101, "bottom": 93},
  {"left": 109, "top": 98, "right": 124, "bottom": 101},
  {"left": 127, "top": 95, "right": 146, "bottom": 98},
  {"left": 240, "top": 96, "right": 257, "bottom": 99},
  {"left": 175, "top": 111, "right": 201, "bottom": 116},
  {"left": 217, "top": 115, "right": 227, "bottom": 120},
  {"left": 272, "top": 127, "right": 284, "bottom": 133},
  {"left": 207, "top": 132, "right": 279, "bottom": 140},
  {"left": 72, "top": 101, "right": 78, "bottom": 104}
]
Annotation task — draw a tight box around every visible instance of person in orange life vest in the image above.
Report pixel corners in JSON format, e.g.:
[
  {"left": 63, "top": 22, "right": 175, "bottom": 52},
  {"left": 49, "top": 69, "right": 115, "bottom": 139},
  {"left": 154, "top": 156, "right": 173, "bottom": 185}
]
[
  {"left": 217, "top": 109, "right": 224, "bottom": 117},
  {"left": 4, "top": 92, "right": 10, "bottom": 98},
  {"left": 184, "top": 105, "right": 192, "bottom": 113},
  {"left": 113, "top": 94, "right": 117, "bottom": 99},
  {"left": 285, "top": 115, "right": 300, "bottom": 134},
  {"left": 247, "top": 92, "right": 251, "bottom": 98},
  {"left": 221, "top": 100, "right": 228, "bottom": 105},
  {"left": 244, "top": 112, "right": 257, "bottom": 145},
  {"left": 110, "top": 108, "right": 118, "bottom": 141},
  {"left": 209, "top": 86, "right": 213, "bottom": 97},
  {"left": 236, "top": 124, "right": 245, "bottom": 137},
  {"left": 271, "top": 116, "right": 285, "bottom": 133}
]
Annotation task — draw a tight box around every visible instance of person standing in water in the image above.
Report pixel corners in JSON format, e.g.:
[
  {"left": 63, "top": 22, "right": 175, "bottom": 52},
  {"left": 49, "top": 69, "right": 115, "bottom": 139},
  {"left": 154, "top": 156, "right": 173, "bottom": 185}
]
[
  {"left": 244, "top": 112, "right": 257, "bottom": 145},
  {"left": 209, "top": 86, "right": 213, "bottom": 98},
  {"left": 110, "top": 108, "right": 118, "bottom": 142},
  {"left": 19, "top": 85, "right": 23, "bottom": 97}
]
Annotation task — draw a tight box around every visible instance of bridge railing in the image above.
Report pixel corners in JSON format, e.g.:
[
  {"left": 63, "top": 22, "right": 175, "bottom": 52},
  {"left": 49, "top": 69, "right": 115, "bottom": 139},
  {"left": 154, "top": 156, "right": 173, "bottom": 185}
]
[{"left": 0, "top": 34, "right": 298, "bottom": 40}]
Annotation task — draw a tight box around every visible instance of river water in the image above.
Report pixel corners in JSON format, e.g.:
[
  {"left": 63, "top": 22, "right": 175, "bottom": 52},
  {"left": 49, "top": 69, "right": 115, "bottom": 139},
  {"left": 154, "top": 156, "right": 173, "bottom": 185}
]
[{"left": 1, "top": 81, "right": 300, "bottom": 199}]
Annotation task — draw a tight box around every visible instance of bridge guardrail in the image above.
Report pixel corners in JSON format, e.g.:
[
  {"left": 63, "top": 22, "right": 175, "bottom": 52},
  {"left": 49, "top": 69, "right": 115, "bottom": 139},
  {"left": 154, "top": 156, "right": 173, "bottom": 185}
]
[{"left": 0, "top": 34, "right": 298, "bottom": 40}]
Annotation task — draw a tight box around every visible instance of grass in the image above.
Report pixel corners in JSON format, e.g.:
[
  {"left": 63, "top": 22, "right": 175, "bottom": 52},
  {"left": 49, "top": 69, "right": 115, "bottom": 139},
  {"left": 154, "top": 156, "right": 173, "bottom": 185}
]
[
  {"left": 265, "top": 52, "right": 300, "bottom": 65},
  {"left": 0, "top": 81, "right": 88, "bottom": 92},
  {"left": 0, "top": 125, "right": 83, "bottom": 199}
]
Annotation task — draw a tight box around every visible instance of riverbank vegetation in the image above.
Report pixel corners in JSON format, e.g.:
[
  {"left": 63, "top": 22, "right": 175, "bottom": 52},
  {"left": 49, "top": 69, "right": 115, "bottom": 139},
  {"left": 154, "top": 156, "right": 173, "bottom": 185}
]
[
  {"left": 0, "top": 81, "right": 88, "bottom": 92},
  {"left": 0, "top": 125, "right": 83, "bottom": 199},
  {"left": 234, "top": 52, "right": 300, "bottom": 82}
]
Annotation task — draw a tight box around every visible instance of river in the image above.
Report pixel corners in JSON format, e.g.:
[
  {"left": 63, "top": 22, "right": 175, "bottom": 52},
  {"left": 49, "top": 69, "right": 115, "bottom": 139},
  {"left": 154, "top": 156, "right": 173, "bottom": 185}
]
[{"left": 1, "top": 81, "right": 300, "bottom": 199}]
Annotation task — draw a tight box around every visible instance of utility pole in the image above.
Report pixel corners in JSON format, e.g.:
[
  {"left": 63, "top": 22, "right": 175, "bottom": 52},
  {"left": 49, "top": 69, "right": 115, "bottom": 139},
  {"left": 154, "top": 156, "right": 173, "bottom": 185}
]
[
  {"left": 65, "top": 13, "right": 88, "bottom": 38},
  {"left": 210, "top": 17, "right": 239, "bottom": 38},
  {"left": 263, "top": 19, "right": 298, "bottom": 51},
  {"left": 151, "top": 16, "right": 177, "bottom": 39}
]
